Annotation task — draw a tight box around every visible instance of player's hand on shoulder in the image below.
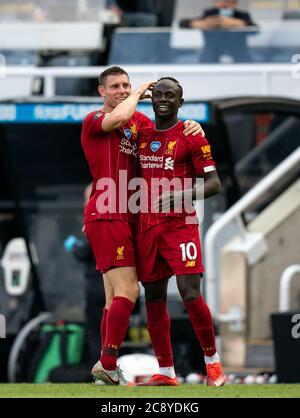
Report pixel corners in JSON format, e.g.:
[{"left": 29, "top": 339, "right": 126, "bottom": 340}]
[{"left": 183, "top": 120, "right": 205, "bottom": 137}]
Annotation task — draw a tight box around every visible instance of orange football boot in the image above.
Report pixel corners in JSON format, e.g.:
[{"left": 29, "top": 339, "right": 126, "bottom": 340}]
[
  {"left": 206, "top": 362, "right": 226, "bottom": 387},
  {"left": 135, "top": 374, "right": 179, "bottom": 386}
]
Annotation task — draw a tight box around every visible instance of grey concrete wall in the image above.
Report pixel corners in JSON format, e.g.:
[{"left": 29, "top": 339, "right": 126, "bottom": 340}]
[
  {"left": 219, "top": 180, "right": 300, "bottom": 366},
  {"left": 248, "top": 208, "right": 300, "bottom": 339}
]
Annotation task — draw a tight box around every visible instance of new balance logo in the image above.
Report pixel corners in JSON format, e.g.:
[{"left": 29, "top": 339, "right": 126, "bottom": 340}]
[
  {"left": 185, "top": 261, "right": 196, "bottom": 267},
  {"left": 108, "top": 344, "right": 119, "bottom": 350},
  {"left": 164, "top": 157, "right": 174, "bottom": 170}
]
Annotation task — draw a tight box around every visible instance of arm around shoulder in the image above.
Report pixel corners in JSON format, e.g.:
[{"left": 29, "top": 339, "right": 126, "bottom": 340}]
[{"left": 102, "top": 81, "right": 155, "bottom": 132}]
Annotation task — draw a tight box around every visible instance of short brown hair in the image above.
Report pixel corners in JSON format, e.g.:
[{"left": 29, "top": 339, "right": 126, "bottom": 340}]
[{"left": 98, "top": 66, "right": 129, "bottom": 86}]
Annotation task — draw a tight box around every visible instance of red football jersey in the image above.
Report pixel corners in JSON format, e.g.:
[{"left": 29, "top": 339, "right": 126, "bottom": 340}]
[
  {"left": 81, "top": 110, "right": 153, "bottom": 223},
  {"left": 137, "top": 120, "right": 216, "bottom": 230}
]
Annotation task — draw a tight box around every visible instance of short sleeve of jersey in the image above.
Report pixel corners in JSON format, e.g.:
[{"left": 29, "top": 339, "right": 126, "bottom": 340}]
[
  {"left": 82, "top": 111, "right": 106, "bottom": 138},
  {"left": 140, "top": 113, "right": 153, "bottom": 130},
  {"left": 186, "top": 134, "right": 216, "bottom": 175}
]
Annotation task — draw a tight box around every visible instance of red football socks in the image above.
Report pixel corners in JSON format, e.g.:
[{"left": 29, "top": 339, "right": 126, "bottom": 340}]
[
  {"left": 184, "top": 295, "right": 217, "bottom": 357},
  {"left": 100, "top": 296, "right": 134, "bottom": 370},
  {"left": 100, "top": 307, "right": 108, "bottom": 348},
  {"left": 146, "top": 301, "right": 174, "bottom": 367}
]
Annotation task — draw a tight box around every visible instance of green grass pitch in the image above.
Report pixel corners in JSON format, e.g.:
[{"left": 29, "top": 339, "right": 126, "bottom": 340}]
[{"left": 0, "top": 384, "right": 300, "bottom": 398}]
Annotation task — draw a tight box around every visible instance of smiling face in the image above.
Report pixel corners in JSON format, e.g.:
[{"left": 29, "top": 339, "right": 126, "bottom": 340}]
[
  {"left": 151, "top": 79, "right": 183, "bottom": 121},
  {"left": 98, "top": 73, "right": 131, "bottom": 112}
]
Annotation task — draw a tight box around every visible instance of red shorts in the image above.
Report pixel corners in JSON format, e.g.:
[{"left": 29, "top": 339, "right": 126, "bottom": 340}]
[
  {"left": 85, "top": 220, "right": 136, "bottom": 273},
  {"left": 136, "top": 217, "right": 204, "bottom": 283}
]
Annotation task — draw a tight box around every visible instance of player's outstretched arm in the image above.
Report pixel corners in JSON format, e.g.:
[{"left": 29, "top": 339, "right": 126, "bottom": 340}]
[{"left": 102, "top": 81, "right": 155, "bottom": 132}]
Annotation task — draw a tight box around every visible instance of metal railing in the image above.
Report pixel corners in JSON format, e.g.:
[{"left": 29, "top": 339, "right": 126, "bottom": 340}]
[
  {"left": 279, "top": 265, "right": 300, "bottom": 312},
  {"left": 204, "top": 147, "right": 300, "bottom": 320},
  {"left": 2, "top": 64, "right": 299, "bottom": 99}
]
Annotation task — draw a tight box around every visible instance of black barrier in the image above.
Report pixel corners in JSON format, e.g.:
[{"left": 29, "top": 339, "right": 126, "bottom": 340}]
[{"left": 271, "top": 311, "right": 300, "bottom": 383}]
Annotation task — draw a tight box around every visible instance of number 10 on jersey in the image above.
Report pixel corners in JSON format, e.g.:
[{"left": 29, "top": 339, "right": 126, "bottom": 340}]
[{"left": 180, "top": 242, "right": 197, "bottom": 261}]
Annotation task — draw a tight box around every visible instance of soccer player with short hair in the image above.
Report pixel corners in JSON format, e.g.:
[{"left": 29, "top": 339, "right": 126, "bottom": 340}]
[
  {"left": 135, "top": 77, "right": 226, "bottom": 387},
  {"left": 81, "top": 67, "right": 202, "bottom": 385}
]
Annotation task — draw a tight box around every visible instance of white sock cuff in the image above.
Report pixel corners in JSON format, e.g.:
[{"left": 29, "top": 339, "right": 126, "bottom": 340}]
[
  {"left": 159, "top": 366, "right": 176, "bottom": 379},
  {"left": 204, "top": 352, "right": 220, "bottom": 364}
]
